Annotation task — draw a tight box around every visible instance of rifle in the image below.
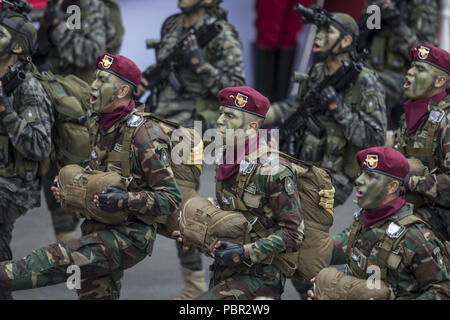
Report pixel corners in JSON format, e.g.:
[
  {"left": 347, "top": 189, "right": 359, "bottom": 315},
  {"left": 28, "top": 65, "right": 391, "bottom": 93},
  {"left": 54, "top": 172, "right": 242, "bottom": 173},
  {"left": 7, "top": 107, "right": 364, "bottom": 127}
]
[
  {"left": 1, "top": 56, "right": 31, "bottom": 95},
  {"left": 33, "top": 0, "right": 71, "bottom": 66},
  {"left": 279, "top": 60, "right": 363, "bottom": 156},
  {"left": 141, "top": 21, "right": 222, "bottom": 112},
  {"left": 0, "top": 0, "right": 33, "bottom": 14}
]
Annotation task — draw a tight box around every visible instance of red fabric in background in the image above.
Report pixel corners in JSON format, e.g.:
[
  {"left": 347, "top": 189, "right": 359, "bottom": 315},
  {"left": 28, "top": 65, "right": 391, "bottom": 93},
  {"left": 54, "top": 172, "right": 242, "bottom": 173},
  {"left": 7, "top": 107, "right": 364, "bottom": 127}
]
[
  {"left": 28, "top": 0, "right": 48, "bottom": 10},
  {"left": 323, "top": 0, "right": 365, "bottom": 22},
  {"left": 256, "top": 0, "right": 314, "bottom": 48}
]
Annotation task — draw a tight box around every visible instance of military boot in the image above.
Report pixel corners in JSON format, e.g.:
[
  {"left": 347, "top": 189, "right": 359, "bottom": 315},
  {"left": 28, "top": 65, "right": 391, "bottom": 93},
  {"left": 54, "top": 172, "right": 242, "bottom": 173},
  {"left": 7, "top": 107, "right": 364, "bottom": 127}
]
[
  {"left": 173, "top": 268, "right": 208, "bottom": 300},
  {"left": 273, "top": 46, "right": 296, "bottom": 101},
  {"left": 252, "top": 43, "right": 277, "bottom": 100}
]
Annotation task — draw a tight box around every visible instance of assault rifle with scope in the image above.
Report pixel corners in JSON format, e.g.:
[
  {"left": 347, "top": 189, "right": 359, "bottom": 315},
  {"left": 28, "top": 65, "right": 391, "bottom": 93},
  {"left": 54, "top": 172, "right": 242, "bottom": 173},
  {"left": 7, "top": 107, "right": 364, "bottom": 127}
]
[
  {"left": 141, "top": 20, "right": 222, "bottom": 112},
  {"left": 279, "top": 60, "right": 363, "bottom": 156}
]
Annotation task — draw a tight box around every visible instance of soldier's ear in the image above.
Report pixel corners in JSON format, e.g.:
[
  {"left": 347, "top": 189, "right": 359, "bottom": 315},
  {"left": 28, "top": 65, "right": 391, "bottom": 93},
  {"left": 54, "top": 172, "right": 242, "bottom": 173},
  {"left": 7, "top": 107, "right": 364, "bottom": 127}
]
[
  {"left": 434, "top": 74, "right": 448, "bottom": 90},
  {"left": 118, "top": 84, "right": 131, "bottom": 99},
  {"left": 340, "top": 34, "right": 353, "bottom": 49},
  {"left": 11, "top": 43, "right": 23, "bottom": 54},
  {"left": 389, "top": 180, "right": 400, "bottom": 195}
]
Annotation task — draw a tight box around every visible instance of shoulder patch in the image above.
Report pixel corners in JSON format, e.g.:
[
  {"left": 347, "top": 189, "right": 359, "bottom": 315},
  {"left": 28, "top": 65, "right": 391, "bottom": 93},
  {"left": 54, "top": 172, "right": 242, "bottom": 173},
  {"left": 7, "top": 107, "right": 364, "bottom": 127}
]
[
  {"left": 127, "top": 114, "right": 144, "bottom": 128},
  {"left": 156, "top": 144, "right": 170, "bottom": 167},
  {"left": 428, "top": 109, "right": 445, "bottom": 124},
  {"left": 23, "top": 107, "right": 37, "bottom": 123},
  {"left": 365, "top": 95, "right": 378, "bottom": 113},
  {"left": 386, "top": 222, "right": 406, "bottom": 239},
  {"left": 284, "top": 176, "right": 295, "bottom": 196}
]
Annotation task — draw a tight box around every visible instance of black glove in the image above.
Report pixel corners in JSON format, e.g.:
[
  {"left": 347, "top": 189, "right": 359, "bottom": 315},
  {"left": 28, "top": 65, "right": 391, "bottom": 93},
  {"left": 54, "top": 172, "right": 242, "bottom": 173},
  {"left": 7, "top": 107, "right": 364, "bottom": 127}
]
[
  {"left": 48, "top": 1, "right": 71, "bottom": 26},
  {"left": 381, "top": 2, "right": 401, "bottom": 26},
  {"left": 320, "top": 86, "right": 342, "bottom": 112},
  {"left": 98, "top": 187, "right": 129, "bottom": 212},
  {"left": 183, "top": 34, "right": 206, "bottom": 70},
  {"left": 213, "top": 241, "right": 252, "bottom": 268},
  {"left": 0, "top": 85, "right": 14, "bottom": 118}
]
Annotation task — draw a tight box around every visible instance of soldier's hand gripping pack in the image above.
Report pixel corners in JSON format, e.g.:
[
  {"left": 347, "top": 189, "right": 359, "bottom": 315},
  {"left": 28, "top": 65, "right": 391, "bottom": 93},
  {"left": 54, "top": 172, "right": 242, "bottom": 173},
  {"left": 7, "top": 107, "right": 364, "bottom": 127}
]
[{"left": 57, "top": 164, "right": 130, "bottom": 224}]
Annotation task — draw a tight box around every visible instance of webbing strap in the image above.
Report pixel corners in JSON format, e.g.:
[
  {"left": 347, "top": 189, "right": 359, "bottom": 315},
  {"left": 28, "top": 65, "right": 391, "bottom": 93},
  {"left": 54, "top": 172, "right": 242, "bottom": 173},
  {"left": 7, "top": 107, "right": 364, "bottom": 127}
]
[{"left": 346, "top": 220, "right": 362, "bottom": 262}]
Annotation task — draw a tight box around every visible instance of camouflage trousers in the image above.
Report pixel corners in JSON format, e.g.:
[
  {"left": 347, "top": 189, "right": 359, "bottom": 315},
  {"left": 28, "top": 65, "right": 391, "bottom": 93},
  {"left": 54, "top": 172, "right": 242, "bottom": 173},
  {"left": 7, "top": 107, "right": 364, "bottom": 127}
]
[
  {"left": 0, "top": 198, "right": 28, "bottom": 300},
  {"left": 199, "top": 263, "right": 286, "bottom": 300},
  {"left": 0, "top": 218, "right": 156, "bottom": 299}
]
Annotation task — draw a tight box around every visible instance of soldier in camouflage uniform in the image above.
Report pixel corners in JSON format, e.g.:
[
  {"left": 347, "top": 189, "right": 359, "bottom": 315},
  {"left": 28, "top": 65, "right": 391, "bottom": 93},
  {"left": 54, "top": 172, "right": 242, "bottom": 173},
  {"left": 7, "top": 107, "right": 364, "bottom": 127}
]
[
  {"left": 308, "top": 147, "right": 450, "bottom": 299},
  {"left": 359, "top": 0, "right": 440, "bottom": 132},
  {"left": 270, "top": 12, "right": 387, "bottom": 207},
  {"left": 0, "top": 11, "right": 54, "bottom": 300},
  {"left": 395, "top": 45, "right": 450, "bottom": 244},
  {"left": 193, "top": 86, "right": 304, "bottom": 300},
  {"left": 140, "top": 0, "right": 245, "bottom": 129},
  {"left": 138, "top": 0, "right": 245, "bottom": 300},
  {"left": 0, "top": 53, "right": 182, "bottom": 299},
  {"left": 37, "top": 0, "right": 124, "bottom": 243}
]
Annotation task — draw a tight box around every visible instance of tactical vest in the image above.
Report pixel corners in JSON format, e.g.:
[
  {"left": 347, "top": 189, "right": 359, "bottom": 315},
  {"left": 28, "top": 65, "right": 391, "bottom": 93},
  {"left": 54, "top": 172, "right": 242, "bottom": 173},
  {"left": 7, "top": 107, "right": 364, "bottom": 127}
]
[
  {"left": 215, "top": 148, "right": 335, "bottom": 281},
  {"left": 396, "top": 98, "right": 450, "bottom": 211},
  {"left": 396, "top": 99, "right": 450, "bottom": 172},
  {"left": 302, "top": 66, "right": 377, "bottom": 181},
  {"left": 346, "top": 206, "right": 450, "bottom": 289},
  {"left": 88, "top": 110, "right": 202, "bottom": 226},
  {"left": 0, "top": 70, "right": 44, "bottom": 182}
]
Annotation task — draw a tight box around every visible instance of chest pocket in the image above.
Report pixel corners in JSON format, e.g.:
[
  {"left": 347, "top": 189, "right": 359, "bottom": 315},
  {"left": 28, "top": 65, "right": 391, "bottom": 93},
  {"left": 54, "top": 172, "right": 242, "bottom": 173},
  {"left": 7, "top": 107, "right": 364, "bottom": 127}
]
[{"left": 242, "top": 191, "right": 263, "bottom": 209}]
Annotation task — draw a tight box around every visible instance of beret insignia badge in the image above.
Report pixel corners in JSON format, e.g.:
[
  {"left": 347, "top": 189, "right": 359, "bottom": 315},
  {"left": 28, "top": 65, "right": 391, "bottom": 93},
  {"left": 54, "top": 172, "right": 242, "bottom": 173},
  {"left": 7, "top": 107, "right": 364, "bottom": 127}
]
[
  {"left": 418, "top": 46, "right": 430, "bottom": 60},
  {"left": 101, "top": 55, "right": 114, "bottom": 69},
  {"left": 235, "top": 92, "right": 248, "bottom": 108},
  {"left": 364, "top": 154, "right": 378, "bottom": 169}
]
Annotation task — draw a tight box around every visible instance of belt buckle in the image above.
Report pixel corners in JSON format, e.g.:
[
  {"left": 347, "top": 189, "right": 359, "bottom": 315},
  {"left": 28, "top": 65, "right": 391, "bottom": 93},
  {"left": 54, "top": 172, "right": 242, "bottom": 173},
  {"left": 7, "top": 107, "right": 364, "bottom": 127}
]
[{"left": 351, "top": 249, "right": 367, "bottom": 270}]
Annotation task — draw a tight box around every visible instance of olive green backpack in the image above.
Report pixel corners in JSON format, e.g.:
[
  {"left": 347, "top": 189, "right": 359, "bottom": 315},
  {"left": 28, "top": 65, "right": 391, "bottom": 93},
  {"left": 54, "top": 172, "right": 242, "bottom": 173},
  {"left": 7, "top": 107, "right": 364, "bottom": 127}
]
[{"left": 33, "top": 67, "right": 92, "bottom": 180}]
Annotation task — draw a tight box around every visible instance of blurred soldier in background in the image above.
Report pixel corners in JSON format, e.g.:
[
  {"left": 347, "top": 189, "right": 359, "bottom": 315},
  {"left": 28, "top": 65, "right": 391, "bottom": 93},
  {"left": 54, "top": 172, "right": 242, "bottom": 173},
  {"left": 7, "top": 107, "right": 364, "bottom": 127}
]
[
  {"left": 34, "top": 0, "right": 124, "bottom": 243},
  {"left": 395, "top": 44, "right": 450, "bottom": 246},
  {"left": 358, "top": 0, "right": 440, "bottom": 136},
  {"left": 0, "top": 9, "right": 54, "bottom": 300}
]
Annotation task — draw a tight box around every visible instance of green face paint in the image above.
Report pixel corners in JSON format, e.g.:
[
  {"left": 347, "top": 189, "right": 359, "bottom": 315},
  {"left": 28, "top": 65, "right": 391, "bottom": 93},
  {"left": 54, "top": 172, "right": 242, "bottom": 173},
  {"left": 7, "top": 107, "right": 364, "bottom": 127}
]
[
  {"left": 89, "top": 70, "right": 119, "bottom": 113},
  {"left": 216, "top": 106, "right": 251, "bottom": 147},
  {"left": 313, "top": 25, "right": 340, "bottom": 55},
  {"left": 355, "top": 170, "right": 393, "bottom": 209},
  {"left": 404, "top": 61, "right": 436, "bottom": 100}
]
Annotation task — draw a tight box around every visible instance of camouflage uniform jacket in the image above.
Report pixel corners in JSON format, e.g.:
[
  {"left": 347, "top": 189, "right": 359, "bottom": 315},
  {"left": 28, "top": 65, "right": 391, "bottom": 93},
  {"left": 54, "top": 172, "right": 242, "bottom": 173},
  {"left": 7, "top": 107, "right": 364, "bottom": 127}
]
[
  {"left": 216, "top": 144, "right": 305, "bottom": 269},
  {"left": 88, "top": 110, "right": 182, "bottom": 223},
  {"left": 0, "top": 67, "right": 54, "bottom": 210},
  {"left": 331, "top": 204, "right": 450, "bottom": 300},
  {"left": 155, "top": 13, "right": 245, "bottom": 128},
  {"left": 275, "top": 62, "right": 386, "bottom": 186},
  {"left": 364, "top": 0, "right": 440, "bottom": 73},
  {"left": 47, "top": 0, "right": 116, "bottom": 83},
  {"left": 395, "top": 95, "right": 450, "bottom": 240}
]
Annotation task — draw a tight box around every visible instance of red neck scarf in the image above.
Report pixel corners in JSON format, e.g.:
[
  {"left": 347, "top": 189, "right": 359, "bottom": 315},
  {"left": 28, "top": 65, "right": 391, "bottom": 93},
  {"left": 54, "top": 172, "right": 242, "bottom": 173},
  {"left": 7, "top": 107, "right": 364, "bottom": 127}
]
[
  {"left": 216, "top": 136, "right": 260, "bottom": 182},
  {"left": 404, "top": 92, "right": 448, "bottom": 135},
  {"left": 363, "top": 193, "right": 406, "bottom": 230},
  {"left": 99, "top": 100, "right": 135, "bottom": 131}
]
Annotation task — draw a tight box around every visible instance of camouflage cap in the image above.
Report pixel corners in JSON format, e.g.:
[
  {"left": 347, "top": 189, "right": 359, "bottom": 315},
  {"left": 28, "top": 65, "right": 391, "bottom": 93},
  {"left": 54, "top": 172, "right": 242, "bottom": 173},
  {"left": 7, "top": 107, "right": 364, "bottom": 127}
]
[
  {"left": 0, "top": 13, "right": 37, "bottom": 56},
  {"left": 330, "top": 12, "right": 359, "bottom": 41}
]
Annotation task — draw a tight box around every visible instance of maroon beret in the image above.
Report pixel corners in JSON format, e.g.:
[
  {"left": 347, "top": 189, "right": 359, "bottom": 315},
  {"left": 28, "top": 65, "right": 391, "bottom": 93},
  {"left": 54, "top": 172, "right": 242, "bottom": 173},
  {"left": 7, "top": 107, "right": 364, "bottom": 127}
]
[
  {"left": 356, "top": 147, "right": 410, "bottom": 181},
  {"left": 95, "top": 53, "right": 141, "bottom": 88},
  {"left": 410, "top": 44, "right": 450, "bottom": 74},
  {"left": 217, "top": 86, "right": 270, "bottom": 118}
]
